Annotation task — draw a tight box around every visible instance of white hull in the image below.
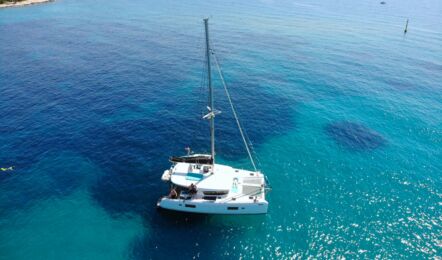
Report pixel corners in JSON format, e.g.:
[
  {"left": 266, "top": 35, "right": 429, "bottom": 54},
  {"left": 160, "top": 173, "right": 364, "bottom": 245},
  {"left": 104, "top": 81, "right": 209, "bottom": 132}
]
[
  {"left": 158, "top": 162, "right": 269, "bottom": 215},
  {"left": 157, "top": 197, "right": 268, "bottom": 215},
  {"left": 155, "top": 20, "right": 270, "bottom": 216}
]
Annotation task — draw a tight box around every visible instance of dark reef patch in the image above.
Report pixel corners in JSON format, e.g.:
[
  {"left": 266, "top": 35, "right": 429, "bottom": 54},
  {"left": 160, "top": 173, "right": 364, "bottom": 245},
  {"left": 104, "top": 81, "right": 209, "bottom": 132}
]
[
  {"left": 0, "top": 18, "right": 297, "bottom": 219},
  {"left": 325, "top": 121, "right": 386, "bottom": 151},
  {"left": 383, "top": 79, "right": 418, "bottom": 91},
  {"left": 81, "top": 72, "right": 295, "bottom": 217},
  {"left": 85, "top": 83, "right": 295, "bottom": 216},
  {"left": 417, "top": 60, "right": 442, "bottom": 73}
]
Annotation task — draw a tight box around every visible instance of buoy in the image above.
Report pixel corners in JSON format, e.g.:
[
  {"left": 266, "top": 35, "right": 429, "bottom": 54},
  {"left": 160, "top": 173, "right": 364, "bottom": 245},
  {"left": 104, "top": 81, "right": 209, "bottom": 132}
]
[{"left": 404, "top": 19, "right": 409, "bottom": 34}]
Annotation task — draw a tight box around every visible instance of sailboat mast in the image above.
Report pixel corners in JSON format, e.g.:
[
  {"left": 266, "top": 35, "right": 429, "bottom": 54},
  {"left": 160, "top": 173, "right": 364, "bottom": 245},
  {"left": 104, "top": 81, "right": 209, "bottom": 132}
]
[{"left": 204, "top": 18, "right": 215, "bottom": 165}]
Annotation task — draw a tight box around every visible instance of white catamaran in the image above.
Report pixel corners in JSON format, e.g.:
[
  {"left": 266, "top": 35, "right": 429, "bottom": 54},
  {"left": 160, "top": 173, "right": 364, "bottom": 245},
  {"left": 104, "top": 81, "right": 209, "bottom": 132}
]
[{"left": 157, "top": 18, "right": 270, "bottom": 214}]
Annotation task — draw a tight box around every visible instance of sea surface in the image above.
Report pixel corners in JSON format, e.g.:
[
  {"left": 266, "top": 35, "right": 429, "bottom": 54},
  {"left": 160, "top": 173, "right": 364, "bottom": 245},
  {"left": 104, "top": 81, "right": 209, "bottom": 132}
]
[{"left": 0, "top": 0, "right": 441, "bottom": 259}]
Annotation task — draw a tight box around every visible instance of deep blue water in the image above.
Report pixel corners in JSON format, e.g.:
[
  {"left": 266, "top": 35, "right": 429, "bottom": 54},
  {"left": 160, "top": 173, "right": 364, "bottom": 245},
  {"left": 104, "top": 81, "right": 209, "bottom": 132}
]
[{"left": 0, "top": 0, "right": 441, "bottom": 259}]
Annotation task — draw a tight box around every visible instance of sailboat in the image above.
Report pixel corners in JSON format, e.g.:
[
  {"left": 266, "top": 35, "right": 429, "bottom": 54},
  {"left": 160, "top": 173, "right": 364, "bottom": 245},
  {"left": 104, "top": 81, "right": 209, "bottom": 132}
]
[{"left": 157, "top": 18, "right": 269, "bottom": 214}]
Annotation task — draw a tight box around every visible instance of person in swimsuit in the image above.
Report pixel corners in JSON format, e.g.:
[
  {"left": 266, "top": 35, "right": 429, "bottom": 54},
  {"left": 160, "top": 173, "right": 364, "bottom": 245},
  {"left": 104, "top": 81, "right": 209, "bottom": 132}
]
[
  {"left": 189, "top": 183, "right": 197, "bottom": 195},
  {"left": 1, "top": 166, "right": 13, "bottom": 172}
]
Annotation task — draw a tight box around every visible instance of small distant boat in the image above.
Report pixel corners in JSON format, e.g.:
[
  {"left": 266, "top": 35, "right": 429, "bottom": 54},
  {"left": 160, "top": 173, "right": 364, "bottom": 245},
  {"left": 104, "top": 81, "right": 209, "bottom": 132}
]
[{"left": 157, "top": 18, "right": 270, "bottom": 215}]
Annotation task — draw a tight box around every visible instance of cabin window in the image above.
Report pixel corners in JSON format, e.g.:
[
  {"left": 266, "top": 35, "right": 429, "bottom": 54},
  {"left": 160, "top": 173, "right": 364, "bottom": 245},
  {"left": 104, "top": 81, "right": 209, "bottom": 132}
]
[
  {"left": 185, "top": 204, "right": 196, "bottom": 208},
  {"left": 203, "top": 190, "right": 228, "bottom": 196},
  {"left": 203, "top": 196, "right": 217, "bottom": 201},
  {"left": 227, "top": 207, "right": 238, "bottom": 210}
]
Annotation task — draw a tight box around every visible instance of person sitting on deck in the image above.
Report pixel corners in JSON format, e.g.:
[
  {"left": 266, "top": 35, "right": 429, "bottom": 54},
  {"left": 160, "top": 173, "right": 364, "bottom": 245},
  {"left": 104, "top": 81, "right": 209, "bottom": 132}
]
[
  {"left": 169, "top": 188, "right": 178, "bottom": 199},
  {"left": 189, "top": 183, "right": 197, "bottom": 195}
]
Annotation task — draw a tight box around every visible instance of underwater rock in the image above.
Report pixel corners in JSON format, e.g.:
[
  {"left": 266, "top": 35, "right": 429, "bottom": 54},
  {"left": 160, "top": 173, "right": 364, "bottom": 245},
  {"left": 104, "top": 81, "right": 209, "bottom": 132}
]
[
  {"left": 325, "top": 121, "right": 386, "bottom": 151},
  {"left": 85, "top": 84, "right": 296, "bottom": 216}
]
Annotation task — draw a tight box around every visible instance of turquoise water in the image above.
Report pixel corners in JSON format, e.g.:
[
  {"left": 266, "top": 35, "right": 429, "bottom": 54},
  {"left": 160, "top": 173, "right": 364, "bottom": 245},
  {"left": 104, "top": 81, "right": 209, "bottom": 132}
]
[{"left": 0, "top": 0, "right": 441, "bottom": 259}]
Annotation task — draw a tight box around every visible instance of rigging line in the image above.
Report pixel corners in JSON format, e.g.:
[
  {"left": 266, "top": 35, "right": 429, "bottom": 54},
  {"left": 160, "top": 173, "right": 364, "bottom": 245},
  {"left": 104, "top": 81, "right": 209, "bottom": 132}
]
[
  {"left": 208, "top": 40, "right": 262, "bottom": 167},
  {"left": 241, "top": 124, "right": 264, "bottom": 171},
  {"left": 211, "top": 52, "right": 258, "bottom": 172},
  {"left": 241, "top": 122, "right": 261, "bottom": 166}
]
